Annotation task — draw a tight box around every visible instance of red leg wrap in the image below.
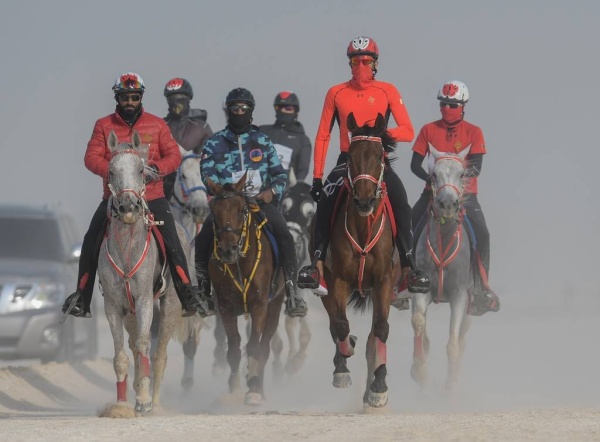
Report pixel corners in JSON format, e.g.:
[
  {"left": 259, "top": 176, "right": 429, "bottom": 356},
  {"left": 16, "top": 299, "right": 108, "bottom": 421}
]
[
  {"left": 338, "top": 336, "right": 354, "bottom": 357},
  {"left": 138, "top": 353, "right": 151, "bottom": 378},
  {"left": 116, "top": 375, "right": 128, "bottom": 402},
  {"left": 374, "top": 337, "right": 387, "bottom": 367}
]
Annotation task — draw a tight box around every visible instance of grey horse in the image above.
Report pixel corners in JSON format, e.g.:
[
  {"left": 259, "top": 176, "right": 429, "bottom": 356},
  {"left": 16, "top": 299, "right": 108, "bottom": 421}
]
[
  {"left": 99, "top": 130, "right": 182, "bottom": 414},
  {"left": 411, "top": 146, "right": 473, "bottom": 392}
]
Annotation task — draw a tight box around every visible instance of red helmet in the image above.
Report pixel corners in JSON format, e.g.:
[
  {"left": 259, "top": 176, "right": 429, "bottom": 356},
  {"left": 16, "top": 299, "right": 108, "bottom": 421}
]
[{"left": 347, "top": 36, "right": 379, "bottom": 59}]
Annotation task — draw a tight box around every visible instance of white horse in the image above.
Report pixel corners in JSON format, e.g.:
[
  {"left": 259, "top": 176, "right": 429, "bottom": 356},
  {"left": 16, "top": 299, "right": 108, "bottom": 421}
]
[
  {"left": 99, "top": 130, "right": 182, "bottom": 415},
  {"left": 411, "top": 146, "right": 472, "bottom": 391},
  {"left": 164, "top": 146, "right": 210, "bottom": 389}
]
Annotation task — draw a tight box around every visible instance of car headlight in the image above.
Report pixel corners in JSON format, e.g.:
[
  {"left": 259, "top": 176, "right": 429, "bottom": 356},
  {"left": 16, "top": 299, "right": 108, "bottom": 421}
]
[{"left": 12, "top": 282, "right": 65, "bottom": 311}]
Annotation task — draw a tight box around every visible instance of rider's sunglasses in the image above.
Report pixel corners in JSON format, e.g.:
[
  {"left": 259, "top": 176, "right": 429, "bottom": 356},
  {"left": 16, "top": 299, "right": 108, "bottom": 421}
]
[
  {"left": 439, "top": 101, "right": 463, "bottom": 109},
  {"left": 349, "top": 57, "right": 375, "bottom": 67},
  {"left": 229, "top": 104, "right": 252, "bottom": 113},
  {"left": 118, "top": 94, "right": 142, "bottom": 103}
]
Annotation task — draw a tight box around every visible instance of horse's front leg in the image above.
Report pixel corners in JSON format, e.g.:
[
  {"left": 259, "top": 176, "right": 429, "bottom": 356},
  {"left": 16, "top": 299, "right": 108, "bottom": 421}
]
[
  {"left": 219, "top": 306, "right": 242, "bottom": 393},
  {"left": 322, "top": 276, "right": 354, "bottom": 388},
  {"left": 245, "top": 295, "right": 270, "bottom": 406},
  {"left": 212, "top": 301, "right": 228, "bottom": 377},
  {"left": 285, "top": 316, "right": 311, "bottom": 375},
  {"left": 105, "top": 300, "right": 130, "bottom": 404},
  {"left": 411, "top": 292, "right": 432, "bottom": 389},
  {"left": 132, "top": 296, "right": 154, "bottom": 414},
  {"left": 446, "top": 289, "right": 470, "bottom": 391}
]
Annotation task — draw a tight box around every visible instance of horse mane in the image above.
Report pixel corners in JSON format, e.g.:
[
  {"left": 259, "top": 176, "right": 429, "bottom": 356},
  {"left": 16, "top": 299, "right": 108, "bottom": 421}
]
[{"left": 351, "top": 123, "right": 397, "bottom": 166}]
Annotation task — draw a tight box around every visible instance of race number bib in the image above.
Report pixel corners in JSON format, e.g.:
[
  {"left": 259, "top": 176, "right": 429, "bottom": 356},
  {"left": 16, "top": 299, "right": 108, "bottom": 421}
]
[
  {"left": 232, "top": 169, "right": 263, "bottom": 197},
  {"left": 274, "top": 144, "right": 293, "bottom": 171}
]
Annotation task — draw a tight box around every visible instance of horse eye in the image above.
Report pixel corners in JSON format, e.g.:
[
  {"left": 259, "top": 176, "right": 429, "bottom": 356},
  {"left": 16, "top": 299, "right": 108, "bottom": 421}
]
[
  {"left": 139, "top": 167, "right": 144, "bottom": 174},
  {"left": 181, "top": 173, "right": 186, "bottom": 180}
]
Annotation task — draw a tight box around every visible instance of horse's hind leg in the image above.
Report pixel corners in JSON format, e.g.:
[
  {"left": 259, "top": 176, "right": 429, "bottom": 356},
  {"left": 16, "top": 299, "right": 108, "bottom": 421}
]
[
  {"left": 152, "top": 292, "right": 179, "bottom": 407},
  {"left": 270, "top": 329, "right": 284, "bottom": 382},
  {"left": 446, "top": 291, "right": 470, "bottom": 391},
  {"left": 181, "top": 319, "right": 202, "bottom": 389},
  {"left": 212, "top": 305, "right": 228, "bottom": 377},
  {"left": 285, "top": 316, "right": 311, "bottom": 376},
  {"left": 411, "top": 292, "right": 431, "bottom": 389}
]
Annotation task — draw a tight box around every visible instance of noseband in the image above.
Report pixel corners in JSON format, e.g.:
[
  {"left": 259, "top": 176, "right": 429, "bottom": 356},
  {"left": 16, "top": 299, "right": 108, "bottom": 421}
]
[{"left": 346, "top": 136, "right": 385, "bottom": 199}]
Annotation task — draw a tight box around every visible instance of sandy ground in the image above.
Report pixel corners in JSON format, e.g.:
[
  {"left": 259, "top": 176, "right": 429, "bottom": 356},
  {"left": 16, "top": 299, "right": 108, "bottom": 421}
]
[{"left": 2, "top": 289, "right": 600, "bottom": 441}]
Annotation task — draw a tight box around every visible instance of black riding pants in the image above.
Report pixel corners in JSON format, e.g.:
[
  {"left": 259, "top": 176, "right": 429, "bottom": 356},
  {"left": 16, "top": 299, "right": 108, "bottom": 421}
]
[
  {"left": 195, "top": 201, "right": 298, "bottom": 283},
  {"left": 314, "top": 153, "right": 413, "bottom": 268},
  {"left": 412, "top": 190, "right": 490, "bottom": 287},
  {"left": 76, "top": 198, "right": 193, "bottom": 308}
]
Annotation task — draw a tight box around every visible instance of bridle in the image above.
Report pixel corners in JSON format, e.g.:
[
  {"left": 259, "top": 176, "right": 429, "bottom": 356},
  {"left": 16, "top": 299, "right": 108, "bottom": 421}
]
[
  {"left": 346, "top": 136, "right": 385, "bottom": 199},
  {"left": 430, "top": 155, "right": 466, "bottom": 221},
  {"left": 211, "top": 192, "right": 250, "bottom": 258},
  {"left": 172, "top": 153, "right": 208, "bottom": 210},
  {"left": 107, "top": 148, "right": 148, "bottom": 219}
]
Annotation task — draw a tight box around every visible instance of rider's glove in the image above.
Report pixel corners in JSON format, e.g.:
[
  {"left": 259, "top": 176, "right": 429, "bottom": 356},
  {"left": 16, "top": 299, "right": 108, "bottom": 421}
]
[
  {"left": 144, "top": 164, "right": 160, "bottom": 184},
  {"left": 309, "top": 178, "right": 324, "bottom": 203}
]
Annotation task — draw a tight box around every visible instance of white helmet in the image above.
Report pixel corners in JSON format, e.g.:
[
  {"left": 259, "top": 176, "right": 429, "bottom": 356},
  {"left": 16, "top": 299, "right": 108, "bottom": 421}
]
[{"left": 437, "top": 80, "right": 469, "bottom": 104}]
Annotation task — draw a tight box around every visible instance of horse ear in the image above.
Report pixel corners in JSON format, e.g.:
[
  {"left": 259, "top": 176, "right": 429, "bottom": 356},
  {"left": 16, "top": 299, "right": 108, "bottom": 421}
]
[
  {"left": 234, "top": 171, "right": 248, "bottom": 192},
  {"left": 457, "top": 145, "right": 471, "bottom": 160},
  {"left": 347, "top": 112, "right": 358, "bottom": 133},
  {"left": 131, "top": 130, "right": 142, "bottom": 149},
  {"left": 177, "top": 143, "right": 187, "bottom": 157},
  {"left": 108, "top": 130, "right": 118, "bottom": 152},
  {"left": 206, "top": 178, "right": 221, "bottom": 196},
  {"left": 374, "top": 113, "right": 386, "bottom": 133},
  {"left": 429, "top": 144, "right": 441, "bottom": 161}
]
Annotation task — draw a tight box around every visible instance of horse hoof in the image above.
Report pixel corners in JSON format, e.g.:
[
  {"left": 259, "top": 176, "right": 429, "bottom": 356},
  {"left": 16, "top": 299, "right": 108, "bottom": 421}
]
[
  {"left": 134, "top": 401, "right": 153, "bottom": 414},
  {"left": 244, "top": 392, "right": 264, "bottom": 406},
  {"left": 366, "top": 390, "right": 388, "bottom": 408},
  {"left": 332, "top": 372, "right": 352, "bottom": 388},
  {"left": 181, "top": 377, "right": 194, "bottom": 390}
]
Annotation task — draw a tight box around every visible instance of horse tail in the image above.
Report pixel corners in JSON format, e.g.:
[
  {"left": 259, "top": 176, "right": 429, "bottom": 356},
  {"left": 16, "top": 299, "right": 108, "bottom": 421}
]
[
  {"left": 348, "top": 290, "right": 371, "bottom": 313},
  {"left": 173, "top": 316, "right": 210, "bottom": 343}
]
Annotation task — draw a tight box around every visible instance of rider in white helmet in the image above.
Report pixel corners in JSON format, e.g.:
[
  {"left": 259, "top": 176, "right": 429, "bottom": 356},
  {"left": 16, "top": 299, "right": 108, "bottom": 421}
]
[{"left": 410, "top": 80, "right": 499, "bottom": 315}]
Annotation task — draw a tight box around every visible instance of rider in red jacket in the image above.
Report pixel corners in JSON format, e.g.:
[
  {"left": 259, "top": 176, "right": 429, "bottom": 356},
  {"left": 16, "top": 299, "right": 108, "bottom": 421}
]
[
  {"left": 61, "top": 72, "right": 208, "bottom": 321},
  {"left": 411, "top": 80, "right": 499, "bottom": 316},
  {"left": 297, "top": 36, "right": 430, "bottom": 298}
]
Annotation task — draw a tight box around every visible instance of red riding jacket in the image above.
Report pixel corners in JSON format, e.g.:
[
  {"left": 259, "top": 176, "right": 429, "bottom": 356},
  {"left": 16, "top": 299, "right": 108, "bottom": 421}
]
[
  {"left": 84, "top": 109, "right": 182, "bottom": 201},
  {"left": 313, "top": 79, "right": 414, "bottom": 179},
  {"left": 412, "top": 119, "right": 486, "bottom": 194}
]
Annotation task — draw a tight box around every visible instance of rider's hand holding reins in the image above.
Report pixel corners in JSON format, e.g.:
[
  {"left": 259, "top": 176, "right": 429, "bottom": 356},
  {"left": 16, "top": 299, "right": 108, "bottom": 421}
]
[
  {"left": 310, "top": 178, "right": 323, "bottom": 203},
  {"left": 256, "top": 188, "right": 275, "bottom": 204}
]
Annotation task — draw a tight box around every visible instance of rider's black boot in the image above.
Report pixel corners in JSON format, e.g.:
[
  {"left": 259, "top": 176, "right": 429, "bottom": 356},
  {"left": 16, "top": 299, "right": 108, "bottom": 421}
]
[
  {"left": 284, "top": 280, "right": 307, "bottom": 318},
  {"left": 61, "top": 291, "right": 92, "bottom": 318},
  {"left": 470, "top": 287, "right": 500, "bottom": 316},
  {"left": 196, "top": 269, "right": 216, "bottom": 318}
]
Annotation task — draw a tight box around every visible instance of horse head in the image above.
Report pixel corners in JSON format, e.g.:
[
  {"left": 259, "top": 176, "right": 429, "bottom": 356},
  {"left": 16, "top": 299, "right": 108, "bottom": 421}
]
[
  {"left": 174, "top": 144, "right": 210, "bottom": 223},
  {"left": 347, "top": 112, "right": 389, "bottom": 216},
  {"left": 428, "top": 146, "right": 469, "bottom": 220},
  {"left": 107, "top": 130, "right": 149, "bottom": 224},
  {"left": 207, "top": 172, "right": 249, "bottom": 264}
]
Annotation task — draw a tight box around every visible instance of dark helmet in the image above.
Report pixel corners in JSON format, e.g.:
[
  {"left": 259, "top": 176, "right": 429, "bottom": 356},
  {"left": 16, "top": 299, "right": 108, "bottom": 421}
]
[
  {"left": 346, "top": 36, "right": 379, "bottom": 60},
  {"left": 225, "top": 87, "right": 255, "bottom": 109},
  {"left": 274, "top": 91, "right": 300, "bottom": 111},
  {"left": 164, "top": 78, "right": 193, "bottom": 99}
]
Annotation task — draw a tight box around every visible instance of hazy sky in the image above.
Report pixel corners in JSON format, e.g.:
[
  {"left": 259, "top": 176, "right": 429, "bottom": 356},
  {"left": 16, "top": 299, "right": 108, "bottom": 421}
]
[{"left": 1, "top": 0, "right": 599, "bottom": 301}]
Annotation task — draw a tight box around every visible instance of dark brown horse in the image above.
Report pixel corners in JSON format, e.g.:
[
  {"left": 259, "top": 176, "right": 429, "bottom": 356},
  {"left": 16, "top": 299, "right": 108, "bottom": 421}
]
[
  {"left": 317, "top": 113, "right": 399, "bottom": 408},
  {"left": 206, "top": 174, "right": 285, "bottom": 406}
]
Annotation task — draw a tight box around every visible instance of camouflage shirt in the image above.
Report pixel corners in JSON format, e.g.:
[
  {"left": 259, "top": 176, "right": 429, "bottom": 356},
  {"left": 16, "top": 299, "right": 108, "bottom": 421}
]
[{"left": 200, "top": 125, "right": 288, "bottom": 199}]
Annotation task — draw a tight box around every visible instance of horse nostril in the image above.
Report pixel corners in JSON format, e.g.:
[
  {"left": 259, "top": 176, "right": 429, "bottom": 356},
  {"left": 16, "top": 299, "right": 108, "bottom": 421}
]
[
  {"left": 368, "top": 198, "right": 376, "bottom": 207},
  {"left": 353, "top": 197, "right": 360, "bottom": 207}
]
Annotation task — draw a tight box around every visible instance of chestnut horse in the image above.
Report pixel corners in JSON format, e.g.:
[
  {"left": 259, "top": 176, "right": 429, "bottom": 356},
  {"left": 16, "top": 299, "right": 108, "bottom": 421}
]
[
  {"left": 206, "top": 174, "right": 285, "bottom": 406},
  {"left": 317, "top": 113, "right": 398, "bottom": 408}
]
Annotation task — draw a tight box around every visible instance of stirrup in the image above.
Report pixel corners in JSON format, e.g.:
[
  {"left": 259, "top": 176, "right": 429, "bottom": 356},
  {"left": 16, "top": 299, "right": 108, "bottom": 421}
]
[
  {"left": 285, "top": 295, "right": 308, "bottom": 318},
  {"left": 60, "top": 292, "right": 91, "bottom": 324},
  {"left": 408, "top": 269, "right": 430, "bottom": 294},
  {"left": 297, "top": 265, "right": 319, "bottom": 290},
  {"left": 470, "top": 290, "right": 500, "bottom": 316}
]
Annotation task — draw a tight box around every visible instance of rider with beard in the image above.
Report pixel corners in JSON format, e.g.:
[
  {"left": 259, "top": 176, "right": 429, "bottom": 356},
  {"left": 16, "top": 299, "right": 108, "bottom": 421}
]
[
  {"left": 411, "top": 80, "right": 499, "bottom": 316},
  {"left": 258, "top": 92, "right": 311, "bottom": 185},
  {"left": 61, "top": 72, "right": 207, "bottom": 321},
  {"left": 162, "top": 78, "right": 213, "bottom": 200},
  {"left": 297, "top": 36, "right": 430, "bottom": 302},
  {"left": 194, "top": 87, "right": 308, "bottom": 318}
]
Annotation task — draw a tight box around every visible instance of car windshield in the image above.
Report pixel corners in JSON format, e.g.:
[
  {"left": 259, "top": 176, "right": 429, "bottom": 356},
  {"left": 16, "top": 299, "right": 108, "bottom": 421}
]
[{"left": 0, "top": 218, "right": 65, "bottom": 261}]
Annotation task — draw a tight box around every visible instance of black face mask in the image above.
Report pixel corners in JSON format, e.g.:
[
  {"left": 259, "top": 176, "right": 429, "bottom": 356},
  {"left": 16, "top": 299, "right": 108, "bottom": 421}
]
[
  {"left": 167, "top": 96, "right": 190, "bottom": 119},
  {"left": 227, "top": 110, "right": 253, "bottom": 134},
  {"left": 275, "top": 110, "right": 297, "bottom": 126}
]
